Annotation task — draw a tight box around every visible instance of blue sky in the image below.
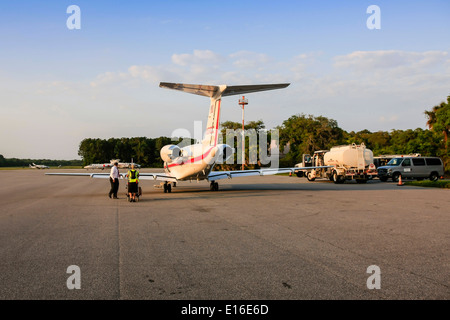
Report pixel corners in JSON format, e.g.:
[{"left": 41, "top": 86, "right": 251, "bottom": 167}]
[{"left": 1, "top": 1, "right": 449, "bottom": 159}]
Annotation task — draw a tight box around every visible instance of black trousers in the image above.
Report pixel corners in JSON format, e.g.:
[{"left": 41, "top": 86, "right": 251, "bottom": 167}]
[{"left": 109, "top": 177, "right": 119, "bottom": 198}]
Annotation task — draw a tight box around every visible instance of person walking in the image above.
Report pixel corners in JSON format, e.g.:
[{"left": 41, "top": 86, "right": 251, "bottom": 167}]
[
  {"left": 126, "top": 164, "right": 139, "bottom": 202},
  {"left": 109, "top": 162, "right": 120, "bottom": 199}
]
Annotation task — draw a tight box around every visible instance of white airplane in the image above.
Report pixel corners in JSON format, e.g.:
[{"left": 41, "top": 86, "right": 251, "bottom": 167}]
[
  {"left": 84, "top": 160, "right": 140, "bottom": 170},
  {"left": 46, "top": 82, "right": 331, "bottom": 192},
  {"left": 109, "top": 159, "right": 141, "bottom": 169},
  {"left": 30, "top": 163, "right": 50, "bottom": 169},
  {"left": 84, "top": 163, "right": 112, "bottom": 170}
]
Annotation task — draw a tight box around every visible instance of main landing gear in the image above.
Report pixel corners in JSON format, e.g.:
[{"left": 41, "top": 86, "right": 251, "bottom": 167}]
[
  {"left": 210, "top": 181, "right": 219, "bottom": 191},
  {"left": 163, "top": 181, "right": 172, "bottom": 193}
]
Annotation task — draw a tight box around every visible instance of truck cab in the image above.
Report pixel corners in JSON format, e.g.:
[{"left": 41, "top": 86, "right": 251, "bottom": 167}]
[{"left": 294, "top": 151, "right": 328, "bottom": 180}]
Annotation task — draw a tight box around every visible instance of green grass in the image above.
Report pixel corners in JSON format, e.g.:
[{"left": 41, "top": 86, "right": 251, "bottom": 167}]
[
  {"left": 276, "top": 172, "right": 294, "bottom": 176},
  {"left": 404, "top": 180, "right": 450, "bottom": 189}
]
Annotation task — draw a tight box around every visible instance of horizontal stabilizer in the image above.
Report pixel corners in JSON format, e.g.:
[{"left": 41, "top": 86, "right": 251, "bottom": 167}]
[
  {"left": 159, "top": 82, "right": 290, "bottom": 98},
  {"left": 222, "top": 83, "right": 290, "bottom": 96},
  {"left": 159, "top": 82, "right": 221, "bottom": 98}
]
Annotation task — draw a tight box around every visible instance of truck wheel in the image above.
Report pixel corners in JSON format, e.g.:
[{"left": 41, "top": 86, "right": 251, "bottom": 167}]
[
  {"left": 332, "top": 172, "right": 343, "bottom": 184},
  {"left": 296, "top": 171, "right": 303, "bottom": 178},
  {"left": 429, "top": 172, "right": 438, "bottom": 182},
  {"left": 392, "top": 172, "right": 400, "bottom": 182},
  {"left": 306, "top": 172, "right": 315, "bottom": 181},
  {"left": 379, "top": 177, "right": 388, "bottom": 182}
]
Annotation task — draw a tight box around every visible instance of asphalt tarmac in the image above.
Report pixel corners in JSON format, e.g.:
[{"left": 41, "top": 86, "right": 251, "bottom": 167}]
[{"left": 0, "top": 169, "right": 449, "bottom": 299}]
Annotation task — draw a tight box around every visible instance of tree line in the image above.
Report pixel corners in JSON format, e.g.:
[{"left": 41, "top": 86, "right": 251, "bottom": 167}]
[
  {"left": 77, "top": 136, "right": 194, "bottom": 167},
  {"left": 277, "top": 95, "right": 449, "bottom": 172},
  {"left": 2, "top": 96, "right": 448, "bottom": 173},
  {"left": 0, "top": 155, "right": 82, "bottom": 167}
]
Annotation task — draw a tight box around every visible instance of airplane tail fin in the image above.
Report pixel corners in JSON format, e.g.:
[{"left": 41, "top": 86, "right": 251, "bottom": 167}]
[{"left": 159, "top": 82, "right": 290, "bottom": 146}]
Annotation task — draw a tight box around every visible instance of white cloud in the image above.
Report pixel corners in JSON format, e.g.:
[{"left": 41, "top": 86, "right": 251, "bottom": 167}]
[
  {"left": 379, "top": 115, "right": 399, "bottom": 123},
  {"left": 334, "top": 50, "right": 449, "bottom": 73},
  {"left": 229, "top": 51, "right": 271, "bottom": 69},
  {"left": 172, "top": 49, "right": 224, "bottom": 66}
]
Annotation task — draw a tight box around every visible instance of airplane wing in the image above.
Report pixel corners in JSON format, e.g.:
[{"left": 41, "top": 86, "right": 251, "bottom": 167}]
[
  {"left": 45, "top": 172, "right": 177, "bottom": 182},
  {"left": 207, "top": 166, "right": 332, "bottom": 181},
  {"left": 135, "top": 173, "right": 177, "bottom": 182}
]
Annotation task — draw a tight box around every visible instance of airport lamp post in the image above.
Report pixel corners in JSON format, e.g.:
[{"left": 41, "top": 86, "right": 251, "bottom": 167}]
[{"left": 238, "top": 96, "right": 248, "bottom": 170}]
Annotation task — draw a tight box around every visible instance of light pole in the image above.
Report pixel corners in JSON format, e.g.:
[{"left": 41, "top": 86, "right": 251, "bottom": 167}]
[{"left": 238, "top": 96, "right": 248, "bottom": 170}]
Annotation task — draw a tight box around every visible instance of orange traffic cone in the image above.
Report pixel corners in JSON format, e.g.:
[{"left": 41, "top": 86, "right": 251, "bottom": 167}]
[
  {"left": 397, "top": 174, "right": 404, "bottom": 186},
  {"left": 289, "top": 171, "right": 292, "bottom": 177}
]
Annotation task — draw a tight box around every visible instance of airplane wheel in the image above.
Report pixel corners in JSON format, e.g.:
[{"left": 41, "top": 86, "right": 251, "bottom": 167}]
[
  {"left": 210, "top": 182, "right": 215, "bottom": 191},
  {"left": 163, "top": 184, "right": 168, "bottom": 193},
  {"left": 214, "top": 182, "right": 219, "bottom": 191},
  {"left": 167, "top": 184, "right": 172, "bottom": 193}
]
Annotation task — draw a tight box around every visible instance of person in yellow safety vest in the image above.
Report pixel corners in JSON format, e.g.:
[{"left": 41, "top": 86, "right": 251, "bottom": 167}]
[{"left": 126, "top": 164, "right": 139, "bottom": 202}]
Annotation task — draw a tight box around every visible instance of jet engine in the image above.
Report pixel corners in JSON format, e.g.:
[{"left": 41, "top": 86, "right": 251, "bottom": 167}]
[
  {"left": 216, "top": 144, "right": 234, "bottom": 163},
  {"left": 160, "top": 145, "right": 182, "bottom": 163}
]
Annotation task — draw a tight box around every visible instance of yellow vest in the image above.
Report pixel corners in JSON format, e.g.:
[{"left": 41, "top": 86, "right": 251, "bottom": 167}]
[{"left": 128, "top": 169, "right": 139, "bottom": 183}]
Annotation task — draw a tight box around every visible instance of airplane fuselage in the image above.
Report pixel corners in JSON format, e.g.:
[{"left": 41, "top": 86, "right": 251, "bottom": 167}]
[{"left": 163, "top": 143, "right": 232, "bottom": 181}]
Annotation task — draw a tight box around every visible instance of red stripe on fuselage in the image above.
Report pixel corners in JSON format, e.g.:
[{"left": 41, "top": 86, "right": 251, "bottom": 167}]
[{"left": 167, "top": 147, "right": 214, "bottom": 168}]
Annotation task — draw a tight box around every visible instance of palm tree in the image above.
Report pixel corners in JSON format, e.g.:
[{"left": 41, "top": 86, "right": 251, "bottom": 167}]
[
  {"left": 424, "top": 102, "right": 445, "bottom": 129},
  {"left": 425, "top": 97, "right": 449, "bottom": 151}
]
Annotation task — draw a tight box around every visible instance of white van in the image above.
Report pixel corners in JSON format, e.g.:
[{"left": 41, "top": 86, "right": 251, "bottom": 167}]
[{"left": 377, "top": 157, "right": 444, "bottom": 182}]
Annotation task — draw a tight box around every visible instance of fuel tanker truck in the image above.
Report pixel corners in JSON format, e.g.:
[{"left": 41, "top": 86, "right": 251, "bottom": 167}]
[{"left": 294, "top": 143, "right": 377, "bottom": 184}]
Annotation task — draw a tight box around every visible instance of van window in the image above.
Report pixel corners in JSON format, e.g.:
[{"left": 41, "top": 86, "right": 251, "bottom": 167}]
[
  {"left": 387, "top": 158, "right": 403, "bottom": 166},
  {"left": 412, "top": 158, "right": 425, "bottom": 166},
  {"left": 426, "top": 158, "right": 442, "bottom": 166},
  {"left": 402, "top": 158, "right": 411, "bottom": 166}
]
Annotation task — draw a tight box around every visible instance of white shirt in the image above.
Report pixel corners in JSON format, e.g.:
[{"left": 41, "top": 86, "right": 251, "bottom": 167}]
[{"left": 110, "top": 166, "right": 119, "bottom": 179}]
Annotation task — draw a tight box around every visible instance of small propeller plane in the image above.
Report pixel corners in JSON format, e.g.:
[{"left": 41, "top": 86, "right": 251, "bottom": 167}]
[
  {"left": 30, "top": 163, "right": 50, "bottom": 169},
  {"left": 46, "top": 82, "right": 331, "bottom": 192}
]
